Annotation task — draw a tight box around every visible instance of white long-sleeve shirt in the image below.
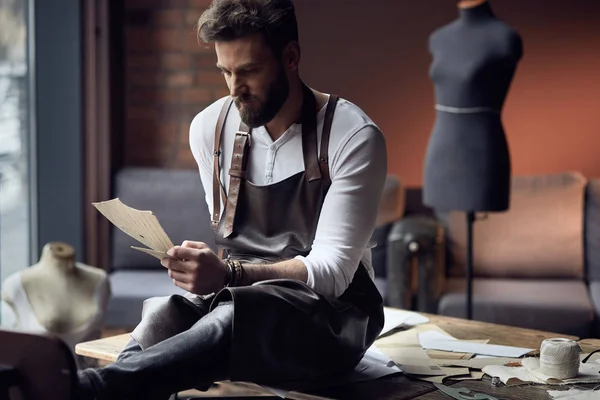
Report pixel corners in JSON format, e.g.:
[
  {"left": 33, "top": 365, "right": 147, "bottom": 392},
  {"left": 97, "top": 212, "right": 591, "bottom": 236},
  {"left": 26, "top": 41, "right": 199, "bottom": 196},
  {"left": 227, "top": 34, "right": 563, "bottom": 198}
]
[{"left": 189, "top": 95, "right": 387, "bottom": 298}]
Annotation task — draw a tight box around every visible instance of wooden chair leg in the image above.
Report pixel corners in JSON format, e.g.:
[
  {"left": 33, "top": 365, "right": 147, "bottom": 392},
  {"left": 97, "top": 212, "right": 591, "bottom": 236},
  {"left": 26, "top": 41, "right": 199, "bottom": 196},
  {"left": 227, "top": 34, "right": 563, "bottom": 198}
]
[{"left": 0, "top": 365, "right": 19, "bottom": 400}]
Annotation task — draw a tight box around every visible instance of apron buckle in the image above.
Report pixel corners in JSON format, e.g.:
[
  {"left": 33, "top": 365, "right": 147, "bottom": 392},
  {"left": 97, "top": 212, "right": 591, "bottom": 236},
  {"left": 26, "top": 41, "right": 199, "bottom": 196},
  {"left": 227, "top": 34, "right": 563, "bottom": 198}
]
[{"left": 235, "top": 131, "right": 251, "bottom": 147}]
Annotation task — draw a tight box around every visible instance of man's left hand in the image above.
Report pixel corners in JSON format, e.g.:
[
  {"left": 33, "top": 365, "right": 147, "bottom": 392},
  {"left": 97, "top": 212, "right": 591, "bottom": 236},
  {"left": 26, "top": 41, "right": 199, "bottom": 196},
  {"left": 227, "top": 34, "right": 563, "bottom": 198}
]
[{"left": 161, "top": 240, "right": 227, "bottom": 295}]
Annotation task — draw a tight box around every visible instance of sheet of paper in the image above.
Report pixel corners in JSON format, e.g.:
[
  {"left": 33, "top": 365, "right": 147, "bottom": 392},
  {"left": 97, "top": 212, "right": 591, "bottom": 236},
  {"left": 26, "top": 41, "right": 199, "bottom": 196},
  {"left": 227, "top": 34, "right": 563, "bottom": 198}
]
[
  {"left": 378, "top": 346, "right": 446, "bottom": 376},
  {"left": 482, "top": 364, "right": 538, "bottom": 386},
  {"left": 376, "top": 323, "right": 453, "bottom": 348},
  {"left": 377, "top": 324, "right": 479, "bottom": 363},
  {"left": 483, "top": 361, "right": 600, "bottom": 386},
  {"left": 418, "top": 330, "right": 488, "bottom": 360},
  {"left": 379, "top": 307, "right": 429, "bottom": 337},
  {"left": 92, "top": 198, "right": 174, "bottom": 252},
  {"left": 426, "top": 349, "right": 475, "bottom": 360},
  {"left": 419, "top": 334, "right": 534, "bottom": 358},
  {"left": 419, "top": 330, "right": 456, "bottom": 341}
]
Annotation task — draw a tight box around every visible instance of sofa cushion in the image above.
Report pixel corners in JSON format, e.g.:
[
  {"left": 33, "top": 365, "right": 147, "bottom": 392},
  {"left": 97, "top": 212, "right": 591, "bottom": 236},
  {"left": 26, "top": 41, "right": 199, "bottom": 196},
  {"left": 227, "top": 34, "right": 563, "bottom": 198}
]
[
  {"left": 438, "top": 278, "right": 594, "bottom": 337},
  {"left": 587, "top": 281, "right": 600, "bottom": 322},
  {"left": 585, "top": 179, "right": 600, "bottom": 281},
  {"left": 104, "top": 270, "right": 186, "bottom": 329},
  {"left": 111, "top": 167, "right": 216, "bottom": 271},
  {"left": 441, "top": 172, "right": 586, "bottom": 279}
]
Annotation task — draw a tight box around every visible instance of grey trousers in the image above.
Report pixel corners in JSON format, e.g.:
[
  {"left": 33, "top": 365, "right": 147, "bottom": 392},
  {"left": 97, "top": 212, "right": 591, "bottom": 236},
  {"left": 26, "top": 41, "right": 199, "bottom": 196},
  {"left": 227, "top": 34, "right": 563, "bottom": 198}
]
[{"left": 78, "top": 298, "right": 233, "bottom": 400}]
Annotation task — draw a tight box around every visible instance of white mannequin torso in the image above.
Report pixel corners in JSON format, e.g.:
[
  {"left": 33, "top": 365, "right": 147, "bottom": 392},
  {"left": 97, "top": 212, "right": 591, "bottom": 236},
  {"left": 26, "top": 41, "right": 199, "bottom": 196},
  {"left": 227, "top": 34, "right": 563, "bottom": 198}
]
[{"left": 1, "top": 242, "right": 110, "bottom": 355}]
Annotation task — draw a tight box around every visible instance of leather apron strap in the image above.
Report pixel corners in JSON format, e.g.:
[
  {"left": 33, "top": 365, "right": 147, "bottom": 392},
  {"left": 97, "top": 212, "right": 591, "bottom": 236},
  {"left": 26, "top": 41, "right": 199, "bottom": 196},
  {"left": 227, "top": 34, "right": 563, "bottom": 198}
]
[
  {"left": 221, "top": 122, "right": 251, "bottom": 238},
  {"left": 212, "top": 97, "right": 234, "bottom": 230}
]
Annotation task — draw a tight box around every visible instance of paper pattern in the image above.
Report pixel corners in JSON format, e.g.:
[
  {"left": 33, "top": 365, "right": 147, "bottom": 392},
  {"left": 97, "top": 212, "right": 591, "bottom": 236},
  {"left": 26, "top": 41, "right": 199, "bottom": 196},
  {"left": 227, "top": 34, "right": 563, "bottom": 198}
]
[
  {"left": 419, "top": 334, "right": 534, "bottom": 358},
  {"left": 92, "top": 198, "right": 174, "bottom": 256}
]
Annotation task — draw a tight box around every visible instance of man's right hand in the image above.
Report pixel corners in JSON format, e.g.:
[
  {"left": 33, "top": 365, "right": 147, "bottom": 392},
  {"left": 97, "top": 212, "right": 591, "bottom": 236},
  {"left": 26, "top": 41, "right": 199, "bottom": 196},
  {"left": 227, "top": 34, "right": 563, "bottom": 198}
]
[{"left": 161, "top": 241, "right": 228, "bottom": 295}]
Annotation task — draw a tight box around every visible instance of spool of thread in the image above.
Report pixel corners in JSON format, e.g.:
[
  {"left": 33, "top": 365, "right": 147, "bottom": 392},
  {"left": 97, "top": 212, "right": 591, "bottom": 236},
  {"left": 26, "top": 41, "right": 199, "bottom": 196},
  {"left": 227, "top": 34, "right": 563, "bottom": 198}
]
[{"left": 539, "top": 338, "right": 581, "bottom": 379}]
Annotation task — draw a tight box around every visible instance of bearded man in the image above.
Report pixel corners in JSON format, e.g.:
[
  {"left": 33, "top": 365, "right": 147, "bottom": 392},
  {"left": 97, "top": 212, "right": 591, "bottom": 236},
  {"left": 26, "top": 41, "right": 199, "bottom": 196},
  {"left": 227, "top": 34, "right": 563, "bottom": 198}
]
[{"left": 76, "top": 1, "right": 387, "bottom": 398}]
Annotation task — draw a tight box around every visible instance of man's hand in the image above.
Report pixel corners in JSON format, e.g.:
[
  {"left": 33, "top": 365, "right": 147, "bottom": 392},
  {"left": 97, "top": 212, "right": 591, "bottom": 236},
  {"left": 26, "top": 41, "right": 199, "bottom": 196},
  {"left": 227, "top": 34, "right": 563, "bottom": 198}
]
[{"left": 161, "top": 240, "right": 227, "bottom": 295}]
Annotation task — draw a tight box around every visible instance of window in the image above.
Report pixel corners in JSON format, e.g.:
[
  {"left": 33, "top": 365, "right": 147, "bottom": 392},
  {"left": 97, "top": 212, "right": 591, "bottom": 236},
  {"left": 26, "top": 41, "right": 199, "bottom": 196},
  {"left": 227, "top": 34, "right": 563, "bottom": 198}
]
[{"left": 0, "top": 0, "right": 33, "bottom": 326}]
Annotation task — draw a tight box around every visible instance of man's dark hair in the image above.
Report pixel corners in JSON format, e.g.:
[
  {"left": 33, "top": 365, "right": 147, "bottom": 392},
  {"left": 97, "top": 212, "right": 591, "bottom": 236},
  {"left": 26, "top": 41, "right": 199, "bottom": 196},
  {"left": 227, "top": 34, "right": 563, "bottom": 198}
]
[{"left": 197, "top": 0, "right": 299, "bottom": 56}]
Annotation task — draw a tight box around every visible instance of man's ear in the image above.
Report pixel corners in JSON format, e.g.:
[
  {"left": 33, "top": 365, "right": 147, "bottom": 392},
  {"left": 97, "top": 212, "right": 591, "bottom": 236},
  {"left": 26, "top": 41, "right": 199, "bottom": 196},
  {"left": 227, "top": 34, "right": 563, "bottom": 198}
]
[{"left": 282, "top": 41, "right": 301, "bottom": 72}]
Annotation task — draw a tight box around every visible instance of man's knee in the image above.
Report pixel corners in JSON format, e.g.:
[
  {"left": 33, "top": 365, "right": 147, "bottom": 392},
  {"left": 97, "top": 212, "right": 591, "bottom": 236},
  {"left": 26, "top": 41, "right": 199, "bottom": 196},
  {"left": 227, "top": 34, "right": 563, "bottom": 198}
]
[
  {"left": 132, "top": 294, "right": 207, "bottom": 350},
  {"left": 116, "top": 337, "right": 142, "bottom": 362}
]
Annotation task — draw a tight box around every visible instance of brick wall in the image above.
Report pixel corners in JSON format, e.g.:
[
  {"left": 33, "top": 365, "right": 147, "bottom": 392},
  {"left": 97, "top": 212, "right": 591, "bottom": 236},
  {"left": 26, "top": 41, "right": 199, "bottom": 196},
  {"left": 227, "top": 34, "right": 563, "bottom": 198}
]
[{"left": 124, "top": 0, "right": 227, "bottom": 168}]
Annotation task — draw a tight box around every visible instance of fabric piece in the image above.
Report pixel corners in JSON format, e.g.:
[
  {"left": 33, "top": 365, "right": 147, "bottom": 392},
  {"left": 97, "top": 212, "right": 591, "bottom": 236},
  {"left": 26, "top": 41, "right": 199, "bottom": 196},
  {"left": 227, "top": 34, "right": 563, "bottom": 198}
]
[
  {"left": 483, "top": 357, "right": 600, "bottom": 386},
  {"left": 441, "top": 172, "right": 586, "bottom": 279},
  {"left": 110, "top": 168, "right": 216, "bottom": 271},
  {"left": 190, "top": 94, "right": 387, "bottom": 298},
  {"left": 104, "top": 270, "right": 185, "bottom": 329},
  {"left": 548, "top": 388, "right": 600, "bottom": 399},
  {"left": 438, "top": 278, "right": 594, "bottom": 337}
]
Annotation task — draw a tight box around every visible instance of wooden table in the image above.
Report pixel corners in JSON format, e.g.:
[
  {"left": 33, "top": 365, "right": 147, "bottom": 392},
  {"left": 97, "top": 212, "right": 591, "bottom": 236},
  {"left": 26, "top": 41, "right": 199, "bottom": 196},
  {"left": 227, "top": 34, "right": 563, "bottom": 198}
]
[{"left": 76, "top": 313, "right": 600, "bottom": 400}]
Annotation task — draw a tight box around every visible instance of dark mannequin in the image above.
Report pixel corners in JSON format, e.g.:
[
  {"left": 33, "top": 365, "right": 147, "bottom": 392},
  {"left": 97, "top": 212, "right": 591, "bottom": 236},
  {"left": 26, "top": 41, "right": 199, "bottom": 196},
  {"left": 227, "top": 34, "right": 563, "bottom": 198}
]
[{"left": 423, "top": 0, "right": 523, "bottom": 212}]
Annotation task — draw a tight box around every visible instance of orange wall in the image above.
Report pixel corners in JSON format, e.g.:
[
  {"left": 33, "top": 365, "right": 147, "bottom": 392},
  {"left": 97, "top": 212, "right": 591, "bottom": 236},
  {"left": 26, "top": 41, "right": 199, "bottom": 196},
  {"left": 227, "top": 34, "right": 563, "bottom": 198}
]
[{"left": 294, "top": 0, "right": 600, "bottom": 187}]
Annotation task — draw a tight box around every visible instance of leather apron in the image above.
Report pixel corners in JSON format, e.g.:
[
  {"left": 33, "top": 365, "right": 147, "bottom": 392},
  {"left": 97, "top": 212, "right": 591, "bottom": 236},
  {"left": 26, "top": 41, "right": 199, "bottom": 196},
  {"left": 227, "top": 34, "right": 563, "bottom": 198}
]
[{"left": 209, "top": 85, "right": 384, "bottom": 386}]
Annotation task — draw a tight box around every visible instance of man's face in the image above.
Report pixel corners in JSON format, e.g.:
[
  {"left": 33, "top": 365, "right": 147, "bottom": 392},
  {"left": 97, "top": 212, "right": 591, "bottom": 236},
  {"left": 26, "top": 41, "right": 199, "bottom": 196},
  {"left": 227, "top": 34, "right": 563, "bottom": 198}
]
[{"left": 215, "top": 34, "right": 289, "bottom": 128}]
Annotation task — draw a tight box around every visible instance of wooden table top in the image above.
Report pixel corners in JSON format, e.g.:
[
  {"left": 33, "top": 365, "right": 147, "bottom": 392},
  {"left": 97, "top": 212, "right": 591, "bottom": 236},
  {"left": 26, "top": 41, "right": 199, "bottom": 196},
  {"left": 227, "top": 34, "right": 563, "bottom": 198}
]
[{"left": 76, "top": 312, "right": 598, "bottom": 400}]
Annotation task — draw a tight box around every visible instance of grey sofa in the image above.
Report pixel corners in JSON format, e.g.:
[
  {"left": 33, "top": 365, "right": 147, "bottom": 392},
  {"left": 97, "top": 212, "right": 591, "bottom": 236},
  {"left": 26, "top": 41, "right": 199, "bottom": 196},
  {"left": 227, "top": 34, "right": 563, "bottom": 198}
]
[
  {"left": 104, "top": 167, "right": 407, "bottom": 329},
  {"left": 104, "top": 168, "right": 216, "bottom": 328},
  {"left": 396, "top": 172, "right": 600, "bottom": 338}
]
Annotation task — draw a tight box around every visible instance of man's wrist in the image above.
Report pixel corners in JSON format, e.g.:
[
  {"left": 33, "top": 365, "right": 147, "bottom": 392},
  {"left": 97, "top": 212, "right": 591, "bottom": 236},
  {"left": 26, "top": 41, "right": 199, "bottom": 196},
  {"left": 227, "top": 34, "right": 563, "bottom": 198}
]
[{"left": 224, "top": 258, "right": 244, "bottom": 287}]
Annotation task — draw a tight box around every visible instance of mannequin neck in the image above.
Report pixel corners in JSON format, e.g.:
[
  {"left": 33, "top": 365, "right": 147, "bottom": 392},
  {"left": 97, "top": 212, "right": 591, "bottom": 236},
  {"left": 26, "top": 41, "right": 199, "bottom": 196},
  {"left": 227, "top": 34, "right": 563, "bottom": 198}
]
[
  {"left": 458, "top": 1, "right": 496, "bottom": 23},
  {"left": 38, "top": 242, "right": 76, "bottom": 274}
]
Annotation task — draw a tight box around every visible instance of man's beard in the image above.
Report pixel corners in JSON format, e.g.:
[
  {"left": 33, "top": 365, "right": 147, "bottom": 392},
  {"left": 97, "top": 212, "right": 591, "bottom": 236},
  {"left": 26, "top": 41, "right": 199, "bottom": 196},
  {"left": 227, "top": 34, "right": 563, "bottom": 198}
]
[{"left": 235, "top": 66, "right": 289, "bottom": 128}]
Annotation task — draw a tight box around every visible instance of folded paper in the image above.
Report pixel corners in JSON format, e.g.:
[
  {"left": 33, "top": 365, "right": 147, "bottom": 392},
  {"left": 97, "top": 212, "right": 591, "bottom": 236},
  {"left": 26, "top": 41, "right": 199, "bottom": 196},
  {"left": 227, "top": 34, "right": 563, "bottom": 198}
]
[{"left": 92, "top": 198, "right": 174, "bottom": 258}]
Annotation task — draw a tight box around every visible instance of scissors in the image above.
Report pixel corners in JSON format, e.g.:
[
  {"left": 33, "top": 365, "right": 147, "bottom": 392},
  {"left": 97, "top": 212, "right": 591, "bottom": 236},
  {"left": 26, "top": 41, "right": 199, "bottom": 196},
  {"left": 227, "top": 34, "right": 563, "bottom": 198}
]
[{"left": 434, "top": 383, "right": 499, "bottom": 400}]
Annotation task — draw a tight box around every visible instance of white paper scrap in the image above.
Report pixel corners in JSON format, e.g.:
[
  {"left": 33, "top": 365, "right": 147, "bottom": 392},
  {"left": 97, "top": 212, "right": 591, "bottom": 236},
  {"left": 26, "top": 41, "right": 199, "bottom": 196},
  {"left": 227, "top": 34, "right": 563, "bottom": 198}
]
[
  {"left": 379, "top": 307, "right": 429, "bottom": 337},
  {"left": 419, "top": 334, "right": 534, "bottom": 358},
  {"left": 418, "top": 330, "right": 456, "bottom": 341},
  {"left": 548, "top": 388, "right": 600, "bottom": 399}
]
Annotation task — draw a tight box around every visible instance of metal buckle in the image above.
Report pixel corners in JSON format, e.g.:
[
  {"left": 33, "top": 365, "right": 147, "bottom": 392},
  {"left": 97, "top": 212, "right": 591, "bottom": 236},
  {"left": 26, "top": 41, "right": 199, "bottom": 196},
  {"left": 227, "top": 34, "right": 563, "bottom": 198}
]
[{"left": 235, "top": 131, "right": 251, "bottom": 146}]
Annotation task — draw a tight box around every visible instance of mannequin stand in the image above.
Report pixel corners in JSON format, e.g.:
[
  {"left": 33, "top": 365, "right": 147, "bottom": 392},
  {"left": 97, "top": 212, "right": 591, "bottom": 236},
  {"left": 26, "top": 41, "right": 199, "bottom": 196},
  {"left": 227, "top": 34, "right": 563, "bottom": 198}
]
[{"left": 466, "top": 211, "right": 475, "bottom": 320}]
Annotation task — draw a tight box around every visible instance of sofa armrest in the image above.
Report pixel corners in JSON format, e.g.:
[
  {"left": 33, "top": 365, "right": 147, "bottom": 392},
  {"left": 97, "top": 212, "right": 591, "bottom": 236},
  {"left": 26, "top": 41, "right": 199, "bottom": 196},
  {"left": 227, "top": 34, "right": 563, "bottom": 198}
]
[{"left": 386, "top": 215, "right": 446, "bottom": 312}]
